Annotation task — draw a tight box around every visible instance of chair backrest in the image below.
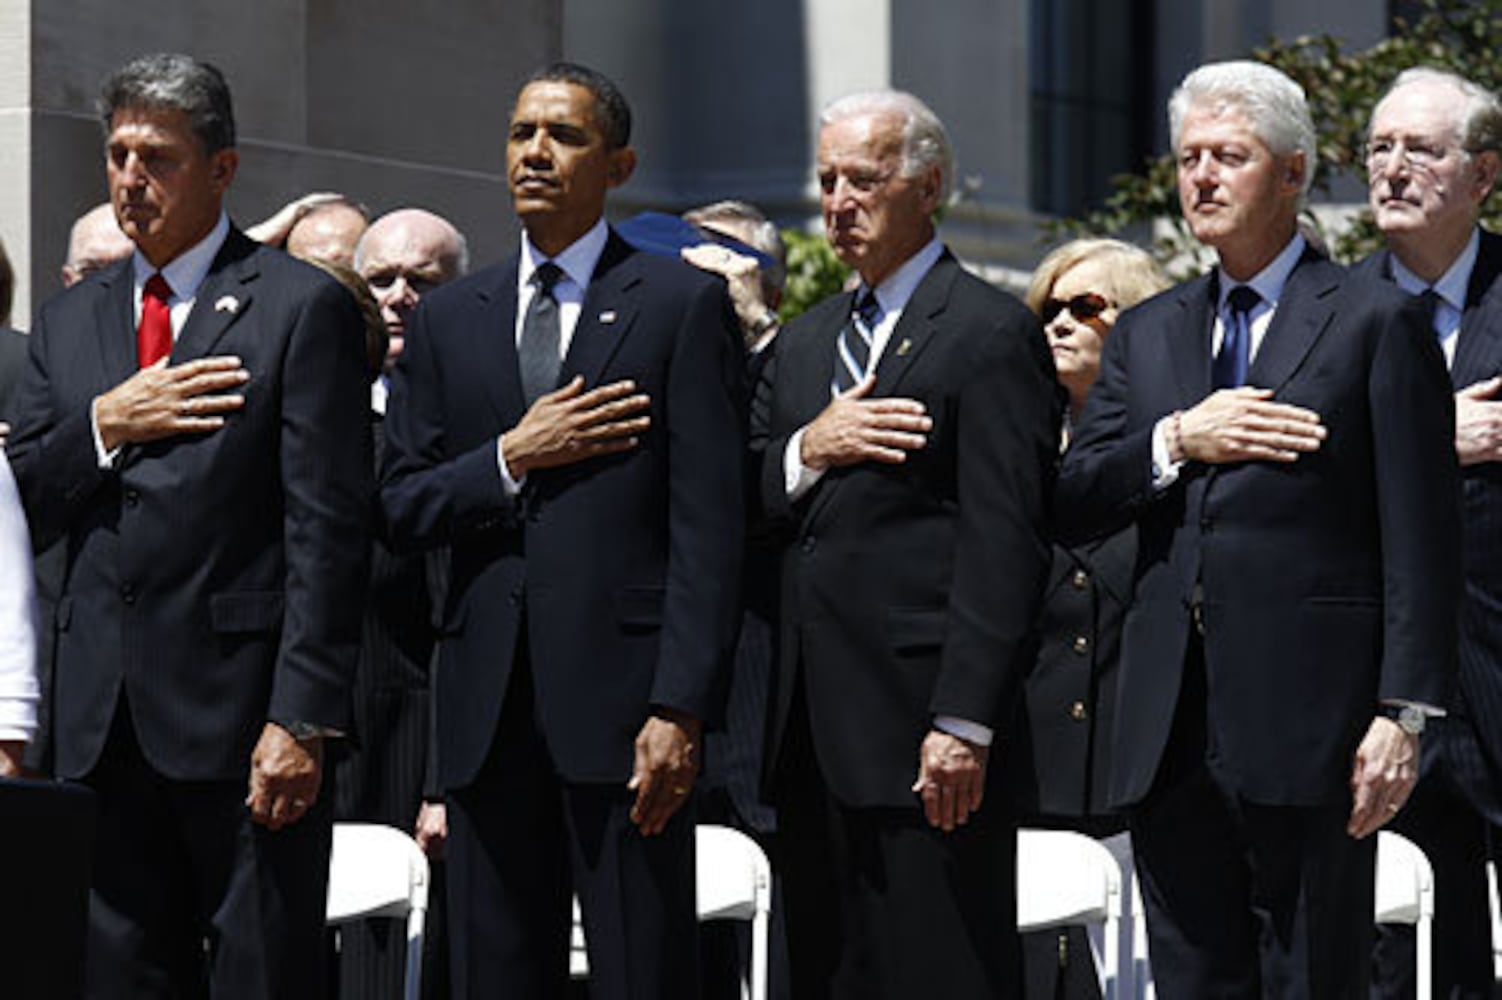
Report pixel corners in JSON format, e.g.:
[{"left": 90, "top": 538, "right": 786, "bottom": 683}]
[
  {"left": 1374, "top": 830, "right": 1434, "bottom": 925},
  {"left": 1017, "top": 828, "right": 1122, "bottom": 930},
  {"left": 696, "top": 824, "right": 772, "bottom": 921},
  {"left": 326, "top": 822, "right": 430, "bottom": 925}
]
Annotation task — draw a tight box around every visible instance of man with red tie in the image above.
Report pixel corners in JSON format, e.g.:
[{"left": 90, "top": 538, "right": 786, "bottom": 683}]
[{"left": 8, "top": 53, "right": 370, "bottom": 998}]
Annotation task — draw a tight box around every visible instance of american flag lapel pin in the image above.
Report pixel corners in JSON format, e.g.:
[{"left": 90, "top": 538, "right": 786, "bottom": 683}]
[
  {"left": 895, "top": 337, "right": 913, "bottom": 357},
  {"left": 598, "top": 309, "right": 618, "bottom": 324},
  {"left": 214, "top": 295, "right": 239, "bottom": 314}
]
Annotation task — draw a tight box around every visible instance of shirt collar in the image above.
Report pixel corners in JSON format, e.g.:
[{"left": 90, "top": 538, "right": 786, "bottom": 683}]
[
  {"left": 1391, "top": 227, "right": 1479, "bottom": 313},
  {"left": 863, "top": 237, "right": 944, "bottom": 316},
  {"left": 131, "top": 212, "right": 230, "bottom": 301},
  {"left": 519, "top": 217, "right": 610, "bottom": 292},
  {"left": 1216, "top": 233, "right": 1305, "bottom": 314}
]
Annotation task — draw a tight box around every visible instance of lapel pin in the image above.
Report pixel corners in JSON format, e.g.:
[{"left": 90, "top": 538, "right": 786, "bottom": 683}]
[
  {"left": 214, "top": 295, "right": 239, "bottom": 314},
  {"left": 598, "top": 310, "right": 618, "bottom": 324},
  {"left": 895, "top": 337, "right": 913, "bottom": 357}
]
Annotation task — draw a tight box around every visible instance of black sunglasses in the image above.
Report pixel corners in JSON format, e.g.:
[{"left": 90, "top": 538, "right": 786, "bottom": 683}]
[{"left": 1041, "top": 292, "right": 1112, "bottom": 325}]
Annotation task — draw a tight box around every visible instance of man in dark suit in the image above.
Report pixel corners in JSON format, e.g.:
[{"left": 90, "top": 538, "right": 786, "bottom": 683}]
[
  {"left": 1057, "top": 60, "right": 1461, "bottom": 996},
  {"left": 379, "top": 63, "right": 744, "bottom": 999},
  {"left": 7, "top": 53, "right": 370, "bottom": 998},
  {"left": 751, "top": 90, "right": 1058, "bottom": 998},
  {"left": 1356, "top": 66, "right": 1502, "bottom": 1000}
]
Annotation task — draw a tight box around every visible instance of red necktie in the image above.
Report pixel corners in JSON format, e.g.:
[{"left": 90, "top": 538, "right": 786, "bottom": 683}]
[{"left": 137, "top": 273, "right": 173, "bottom": 368}]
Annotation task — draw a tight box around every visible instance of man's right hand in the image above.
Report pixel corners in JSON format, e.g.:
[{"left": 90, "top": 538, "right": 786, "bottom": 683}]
[
  {"left": 94, "top": 355, "right": 250, "bottom": 452},
  {"left": 1174, "top": 387, "right": 1325, "bottom": 465},
  {"left": 414, "top": 801, "right": 447, "bottom": 858},
  {"left": 1455, "top": 377, "right": 1502, "bottom": 466},
  {"left": 500, "top": 376, "right": 651, "bottom": 478},
  {"left": 799, "top": 374, "right": 930, "bottom": 469}
]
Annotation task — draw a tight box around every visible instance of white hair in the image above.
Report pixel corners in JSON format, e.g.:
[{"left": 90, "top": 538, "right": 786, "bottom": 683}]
[
  {"left": 1374, "top": 66, "right": 1502, "bottom": 155},
  {"left": 1168, "top": 61, "right": 1316, "bottom": 198},
  {"left": 820, "top": 90, "right": 953, "bottom": 204}
]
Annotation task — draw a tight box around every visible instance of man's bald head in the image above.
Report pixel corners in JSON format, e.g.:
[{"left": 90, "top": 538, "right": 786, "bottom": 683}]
[
  {"left": 286, "top": 200, "right": 369, "bottom": 269},
  {"left": 63, "top": 202, "right": 134, "bottom": 287},
  {"left": 355, "top": 208, "right": 468, "bottom": 370}
]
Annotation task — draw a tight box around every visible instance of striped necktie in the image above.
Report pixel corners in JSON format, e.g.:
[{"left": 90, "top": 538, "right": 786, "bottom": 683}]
[{"left": 831, "top": 290, "right": 881, "bottom": 396}]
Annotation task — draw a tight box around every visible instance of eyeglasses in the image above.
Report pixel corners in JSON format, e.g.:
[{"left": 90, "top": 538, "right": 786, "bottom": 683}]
[
  {"left": 1364, "top": 137, "right": 1459, "bottom": 172},
  {"left": 1041, "top": 292, "right": 1112, "bottom": 325}
]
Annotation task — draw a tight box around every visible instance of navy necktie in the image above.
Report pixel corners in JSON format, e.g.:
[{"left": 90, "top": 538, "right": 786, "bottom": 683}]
[
  {"left": 1214, "top": 285, "right": 1261, "bottom": 389},
  {"left": 831, "top": 290, "right": 882, "bottom": 396},
  {"left": 519, "top": 262, "right": 564, "bottom": 405}
]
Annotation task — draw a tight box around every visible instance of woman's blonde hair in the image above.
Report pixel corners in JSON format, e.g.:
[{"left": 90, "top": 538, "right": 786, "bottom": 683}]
[{"left": 1025, "top": 238, "right": 1171, "bottom": 317}]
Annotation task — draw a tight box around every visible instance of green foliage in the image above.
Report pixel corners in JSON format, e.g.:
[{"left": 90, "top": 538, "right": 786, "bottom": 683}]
[
  {"left": 1045, "top": 0, "right": 1502, "bottom": 266},
  {"left": 779, "top": 227, "right": 851, "bottom": 322}
]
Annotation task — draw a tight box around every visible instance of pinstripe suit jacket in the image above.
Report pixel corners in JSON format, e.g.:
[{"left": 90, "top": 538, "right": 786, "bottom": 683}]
[{"left": 1356, "top": 231, "right": 1502, "bottom": 821}]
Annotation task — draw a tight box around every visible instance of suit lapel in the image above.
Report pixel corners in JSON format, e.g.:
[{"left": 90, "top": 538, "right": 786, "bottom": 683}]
[
  {"left": 473, "top": 258, "right": 528, "bottom": 430},
  {"left": 869, "top": 251, "right": 955, "bottom": 397},
  {"left": 170, "top": 230, "right": 259, "bottom": 363},
  {"left": 1245, "top": 249, "right": 1338, "bottom": 392},
  {"left": 92, "top": 259, "right": 137, "bottom": 387},
  {"left": 1452, "top": 232, "right": 1502, "bottom": 386},
  {"left": 560, "top": 232, "right": 640, "bottom": 388},
  {"left": 1167, "top": 274, "right": 1214, "bottom": 407}
]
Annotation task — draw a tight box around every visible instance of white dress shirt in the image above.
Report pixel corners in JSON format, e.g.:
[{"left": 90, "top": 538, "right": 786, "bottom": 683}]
[
  {"left": 0, "top": 452, "right": 38, "bottom": 742},
  {"left": 496, "top": 218, "right": 611, "bottom": 493}
]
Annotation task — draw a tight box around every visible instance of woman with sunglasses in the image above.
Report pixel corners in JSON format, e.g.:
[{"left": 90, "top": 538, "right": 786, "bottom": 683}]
[{"left": 1013, "top": 238, "right": 1169, "bottom": 999}]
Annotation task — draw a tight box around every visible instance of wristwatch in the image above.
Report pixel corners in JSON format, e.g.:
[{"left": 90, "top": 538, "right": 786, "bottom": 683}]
[
  {"left": 1379, "top": 704, "right": 1426, "bottom": 737},
  {"left": 748, "top": 309, "right": 779, "bottom": 337}
]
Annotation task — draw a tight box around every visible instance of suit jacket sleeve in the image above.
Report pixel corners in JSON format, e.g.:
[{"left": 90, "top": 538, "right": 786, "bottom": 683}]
[
  {"left": 8, "top": 309, "right": 119, "bottom": 552},
  {"left": 268, "top": 278, "right": 374, "bottom": 729},
  {"left": 379, "top": 301, "right": 518, "bottom": 551},
  {"left": 1369, "top": 288, "right": 1462, "bottom": 704},
  {"left": 1055, "top": 312, "right": 1165, "bottom": 545},
  {"left": 650, "top": 278, "right": 746, "bottom": 719},
  {"left": 930, "top": 306, "right": 1059, "bottom": 726}
]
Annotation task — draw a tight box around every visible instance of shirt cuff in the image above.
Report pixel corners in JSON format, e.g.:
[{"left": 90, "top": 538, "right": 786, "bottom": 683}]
[
  {"left": 1151, "top": 415, "right": 1183, "bottom": 491},
  {"left": 91, "top": 398, "right": 122, "bottom": 469},
  {"left": 934, "top": 715, "right": 993, "bottom": 747},
  {"left": 785, "top": 428, "right": 825, "bottom": 500},
  {"left": 495, "top": 436, "right": 524, "bottom": 497}
]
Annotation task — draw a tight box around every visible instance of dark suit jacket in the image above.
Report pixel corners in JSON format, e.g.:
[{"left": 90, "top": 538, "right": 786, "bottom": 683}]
[
  {"left": 1009, "top": 528, "right": 1135, "bottom": 824},
  {"left": 753, "top": 249, "right": 1059, "bottom": 809},
  {"left": 8, "top": 229, "right": 372, "bottom": 781},
  {"left": 0, "top": 326, "right": 27, "bottom": 421},
  {"left": 1057, "top": 249, "right": 1461, "bottom": 809},
  {"left": 1355, "top": 231, "right": 1502, "bottom": 822},
  {"left": 380, "top": 230, "right": 745, "bottom": 789}
]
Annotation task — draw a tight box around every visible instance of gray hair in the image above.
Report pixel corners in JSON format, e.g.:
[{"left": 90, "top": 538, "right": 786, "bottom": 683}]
[
  {"left": 820, "top": 90, "right": 954, "bottom": 204},
  {"left": 683, "top": 199, "right": 787, "bottom": 296},
  {"left": 1168, "top": 61, "right": 1316, "bottom": 198},
  {"left": 1374, "top": 66, "right": 1502, "bottom": 156},
  {"left": 99, "top": 53, "right": 236, "bottom": 154}
]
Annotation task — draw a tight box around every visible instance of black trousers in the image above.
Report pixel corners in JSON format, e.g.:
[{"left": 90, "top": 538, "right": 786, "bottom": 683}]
[
  {"left": 84, "top": 702, "right": 333, "bottom": 1000},
  {"left": 1133, "top": 637, "right": 1376, "bottom": 998},
  {"left": 772, "top": 680, "right": 1020, "bottom": 999},
  {"left": 444, "top": 654, "right": 698, "bottom": 1000}
]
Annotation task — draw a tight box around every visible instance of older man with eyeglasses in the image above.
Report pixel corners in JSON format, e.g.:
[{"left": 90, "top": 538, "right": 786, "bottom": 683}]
[{"left": 1353, "top": 66, "right": 1502, "bottom": 1000}]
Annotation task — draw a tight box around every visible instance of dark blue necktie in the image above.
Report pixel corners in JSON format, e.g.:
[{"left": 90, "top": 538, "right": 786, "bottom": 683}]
[
  {"left": 831, "top": 290, "right": 882, "bottom": 396},
  {"left": 1213, "top": 285, "right": 1261, "bottom": 389}
]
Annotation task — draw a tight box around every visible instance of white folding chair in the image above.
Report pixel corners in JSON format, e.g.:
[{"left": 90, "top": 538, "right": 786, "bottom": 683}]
[
  {"left": 1017, "top": 828, "right": 1124, "bottom": 999},
  {"left": 1375, "top": 830, "right": 1435, "bottom": 1000},
  {"left": 326, "top": 822, "right": 431, "bottom": 1000},
  {"left": 1487, "top": 860, "right": 1502, "bottom": 982},
  {"left": 571, "top": 824, "right": 773, "bottom": 1000}
]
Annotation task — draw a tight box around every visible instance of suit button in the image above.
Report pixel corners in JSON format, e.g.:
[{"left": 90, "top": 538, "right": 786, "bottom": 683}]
[
  {"left": 508, "top": 589, "right": 522, "bottom": 606},
  {"left": 1071, "top": 569, "right": 1088, "bottom": 590},
  {"left": 1072, "top": 636, "right": 1089, "bottom": 655},
  {"left": 1200, "top": 517, "right": 1214, "bottom": 533},
  {"left": 121, "top": 583, "right": 136, "bottom": 604},
  {"left": 123, "top": 489, "right": 140, "bottom": 508},
  {"left": 801, "top": 536, "right": 816, "bottom": 555},
  {"left": 1069, "top": 701, "right": 1088, "bottom": 721}
]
